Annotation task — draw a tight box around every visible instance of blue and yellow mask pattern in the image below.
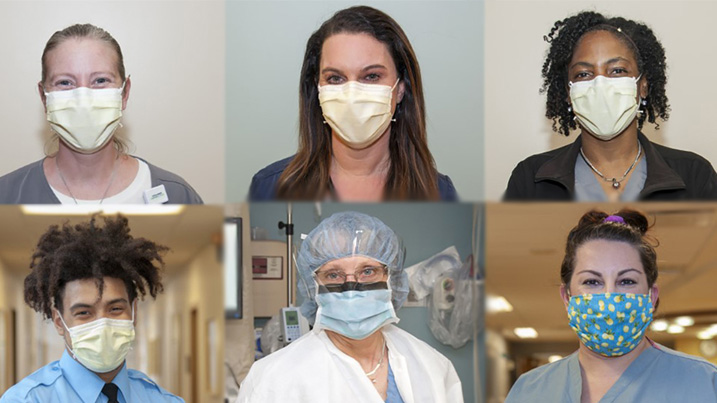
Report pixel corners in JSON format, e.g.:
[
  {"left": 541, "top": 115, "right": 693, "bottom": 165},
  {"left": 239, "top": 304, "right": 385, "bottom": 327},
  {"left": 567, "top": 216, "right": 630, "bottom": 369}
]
[{"left": 568, "top": 292, "right": 654, "bottom": 357}]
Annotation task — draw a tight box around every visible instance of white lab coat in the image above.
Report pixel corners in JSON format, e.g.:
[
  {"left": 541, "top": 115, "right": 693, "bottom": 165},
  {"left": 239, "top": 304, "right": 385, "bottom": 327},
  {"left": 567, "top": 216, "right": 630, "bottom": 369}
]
[{"left": 236, "top": 325, "right": 464, "bottom": 403}]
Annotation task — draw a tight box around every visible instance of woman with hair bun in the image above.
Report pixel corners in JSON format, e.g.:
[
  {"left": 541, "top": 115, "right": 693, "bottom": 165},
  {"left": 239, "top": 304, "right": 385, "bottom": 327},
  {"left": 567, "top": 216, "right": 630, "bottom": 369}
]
[
  {"left": 505, "top": 11, "right": 717, "bottom": 201},
  {"left": 506, "top": 209, "right": 717, "bottom": 402}
]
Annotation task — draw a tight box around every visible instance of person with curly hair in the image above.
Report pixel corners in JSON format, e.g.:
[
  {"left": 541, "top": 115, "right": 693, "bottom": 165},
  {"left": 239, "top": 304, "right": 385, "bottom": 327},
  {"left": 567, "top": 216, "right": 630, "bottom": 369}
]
[
  {"left": 504, "top": 11, "right": 717, "bottom": 201},
  {"left": 505, "top": 209, "right": 717, "bottom": 402},
  {"left": 0, "top": 215, "right": 184, "bottom": 402}
]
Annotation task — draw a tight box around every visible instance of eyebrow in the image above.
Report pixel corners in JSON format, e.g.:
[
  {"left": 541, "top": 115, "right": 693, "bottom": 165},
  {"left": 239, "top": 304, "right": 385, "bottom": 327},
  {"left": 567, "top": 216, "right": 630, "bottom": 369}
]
[
  {"left": 320, "top": 64, "right": 388, "bottom": 75},
  {"left": 569, "top": 61, "right": 594, "bottom": 70},
  {"left": 69, "top": 298, "right": 128, "bottom": 311},
  {"left": 569, "top": 56, "right": 631, "bottom": 71},
  {"left": 605, "top": 57, "right": 630, "bottom": 65},
  {"left": 106, "top": 298, "right": 129, "bottom": 306},
  {"left": 575, "top": 268, "right": 643, "bottom": 277},
  {"left": 69, "top": 303, "right": 93, "bottom": 311},
  {"left": 361, "top": 64, "right": 387, "bottom": 72}
]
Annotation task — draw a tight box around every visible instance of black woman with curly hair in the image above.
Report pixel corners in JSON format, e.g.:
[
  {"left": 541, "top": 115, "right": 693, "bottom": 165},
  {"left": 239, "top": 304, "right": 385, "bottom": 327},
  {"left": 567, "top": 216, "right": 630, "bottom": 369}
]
[
  {"left": 0, "top": 215, "right": 184, "bottom": 402},
  {"left": 504, "top": 11, "right": 717, "bottom": 201}
]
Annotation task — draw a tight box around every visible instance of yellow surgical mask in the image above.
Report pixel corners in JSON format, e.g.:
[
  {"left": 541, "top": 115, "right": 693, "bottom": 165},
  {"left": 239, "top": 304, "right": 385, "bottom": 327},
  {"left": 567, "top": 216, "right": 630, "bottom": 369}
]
[
  {"left": 318, "top": 79, "right": 398, "bottom": 149},
  {"left": 569, "top": 75, "right": 640, "bottom": 141},
  {"left": 44, "top": 84, "right": 124, "bottom": 154},
  {"left": 57, "top": 307, "right": 135, "bottom": 373}
]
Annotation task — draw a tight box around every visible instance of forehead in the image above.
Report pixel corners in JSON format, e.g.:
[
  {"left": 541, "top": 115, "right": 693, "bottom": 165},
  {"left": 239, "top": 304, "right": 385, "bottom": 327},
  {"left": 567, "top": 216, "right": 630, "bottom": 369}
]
[
  {"left": 574, "top": 239, "right": 644, "bottom": 275},
  {"left": 44, "top": 37, "right": 119, "bottom": 75},
  {"left": 319, "top": 255, "right": 383, "bottom": 272},
  {"left": 61, "top": 277, "right": 129, "bottom": 307},
  {"left": 571, "top": 30, "right": 637, "bottom": 65},
  {"left": 320, "top": 32, "right": 395, "bottom": 71}
]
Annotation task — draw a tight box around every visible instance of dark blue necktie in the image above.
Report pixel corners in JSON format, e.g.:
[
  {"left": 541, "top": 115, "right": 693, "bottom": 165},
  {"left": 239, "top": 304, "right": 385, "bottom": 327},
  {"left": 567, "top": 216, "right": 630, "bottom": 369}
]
[{"left": 101, "top": 383, "right": 120, "bottom": 403}]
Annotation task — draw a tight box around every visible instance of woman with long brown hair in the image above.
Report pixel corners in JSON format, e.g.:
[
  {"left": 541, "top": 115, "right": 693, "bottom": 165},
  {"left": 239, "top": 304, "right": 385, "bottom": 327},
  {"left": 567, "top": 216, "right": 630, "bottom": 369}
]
[{"left": 249, "top": 6, "right": 457, "bottom": 201}]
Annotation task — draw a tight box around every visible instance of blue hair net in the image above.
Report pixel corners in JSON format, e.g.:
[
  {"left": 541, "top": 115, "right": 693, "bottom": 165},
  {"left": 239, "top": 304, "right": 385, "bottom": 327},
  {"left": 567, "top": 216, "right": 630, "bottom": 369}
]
[{"left": 296, "top": 211, "right": 407, "bottom": 323}]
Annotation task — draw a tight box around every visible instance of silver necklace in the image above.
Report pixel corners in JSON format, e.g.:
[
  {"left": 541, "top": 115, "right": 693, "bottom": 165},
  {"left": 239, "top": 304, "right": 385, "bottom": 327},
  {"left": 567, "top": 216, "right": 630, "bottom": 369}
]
[
  {"left": 55, "top": 157, "right": 119, "bottom": 204},
  {"left": 579, "top": 142, "right": 642, "bottom": 190},
  {"left": 365, "top": 338, "right": 387, "bottom": 383}
]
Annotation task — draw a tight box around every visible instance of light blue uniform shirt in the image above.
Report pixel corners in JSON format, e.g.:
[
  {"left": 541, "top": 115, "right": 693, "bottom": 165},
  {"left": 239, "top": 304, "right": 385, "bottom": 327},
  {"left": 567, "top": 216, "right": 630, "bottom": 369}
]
[
  {"left": 0, "top": 350, "right": 184, "bottom": 403},
  {"left": 506, "top": 342, "right": 717, "bottom": 402}
]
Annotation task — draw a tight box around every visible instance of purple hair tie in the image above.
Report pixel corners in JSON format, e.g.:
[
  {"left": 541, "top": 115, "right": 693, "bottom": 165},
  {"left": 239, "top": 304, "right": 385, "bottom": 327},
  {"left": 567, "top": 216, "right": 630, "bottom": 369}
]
[{"left": 604, "top": 215, "right": 626, "bottom": 224}]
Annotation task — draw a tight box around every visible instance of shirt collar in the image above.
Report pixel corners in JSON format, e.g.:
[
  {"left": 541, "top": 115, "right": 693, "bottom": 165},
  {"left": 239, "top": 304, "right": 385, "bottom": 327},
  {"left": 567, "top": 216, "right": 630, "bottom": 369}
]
[
  {"left": 59, "top": 349, "right": 130, "bottom": 403},
  {"left": 534, "top": 132, "right": 686, "bottom": 197}
]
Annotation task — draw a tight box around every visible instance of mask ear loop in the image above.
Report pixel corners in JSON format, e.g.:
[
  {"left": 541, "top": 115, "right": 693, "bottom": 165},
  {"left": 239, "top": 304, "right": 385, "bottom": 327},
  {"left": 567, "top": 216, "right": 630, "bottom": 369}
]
[{"left": 55, "top": 308, "right": 78, "bottom": 359}]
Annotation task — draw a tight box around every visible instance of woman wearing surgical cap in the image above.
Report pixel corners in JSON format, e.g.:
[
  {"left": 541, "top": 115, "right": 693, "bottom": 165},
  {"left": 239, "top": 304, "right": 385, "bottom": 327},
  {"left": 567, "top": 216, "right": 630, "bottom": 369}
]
[
  {"left": 0, "top": 24, "right": 202, "bottom": 204},
  {"left": 237, "top": 212, "right": 463, "bottom": 403},
  {"left": 506, "top": 209, "right": 717, "bottom": 402},
  {"left": 504, "top": 11, "right": 717, "bottom": 201},
  {"left": 249, "top": 6, "right": 457, "bottom": 201}
]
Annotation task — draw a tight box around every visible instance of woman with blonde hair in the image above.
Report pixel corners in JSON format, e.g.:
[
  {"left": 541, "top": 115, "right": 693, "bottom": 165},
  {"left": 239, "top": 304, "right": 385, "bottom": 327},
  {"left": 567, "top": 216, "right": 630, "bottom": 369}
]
[{"left": 0, "top": 24, "right": 202, "bottom": 204}]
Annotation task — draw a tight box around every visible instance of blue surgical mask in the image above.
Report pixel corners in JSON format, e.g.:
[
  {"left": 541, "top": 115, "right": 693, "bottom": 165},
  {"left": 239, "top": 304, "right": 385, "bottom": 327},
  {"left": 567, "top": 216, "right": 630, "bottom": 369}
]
[
  {"left": 568, "top": 292, "right": 653, "bottom": 357},
  {"left": 314, "top": 287, "right": 398, "bottom": 340}
]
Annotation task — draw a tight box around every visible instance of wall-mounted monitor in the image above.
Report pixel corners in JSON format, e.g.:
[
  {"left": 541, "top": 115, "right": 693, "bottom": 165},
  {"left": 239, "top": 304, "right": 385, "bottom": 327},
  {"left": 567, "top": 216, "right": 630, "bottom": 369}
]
[{"left": 224, "top": 217, "right": 243, "bottom": 319}]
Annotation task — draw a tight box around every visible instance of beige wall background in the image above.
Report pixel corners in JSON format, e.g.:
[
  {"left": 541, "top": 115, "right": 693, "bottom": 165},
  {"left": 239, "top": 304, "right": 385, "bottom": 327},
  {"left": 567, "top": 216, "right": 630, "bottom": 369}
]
[
  {"left": 0, "top": 1, "right": 225, "bottom": 203},
  {"left": 485, "top": 0, "right": 717, "bottom": 200}
]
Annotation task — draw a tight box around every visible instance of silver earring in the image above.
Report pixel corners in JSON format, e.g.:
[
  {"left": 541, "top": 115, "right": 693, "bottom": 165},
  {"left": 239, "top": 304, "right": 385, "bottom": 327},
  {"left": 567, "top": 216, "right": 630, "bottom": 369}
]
[
  {"left": 568, "top": 105, "right": 572, "bottom": 113},
  {"left": 641, "top": 99, "right": 647, "bottom": 106},
  {"left": 391, "top": 118, "right": 397, "bottom": 122}
]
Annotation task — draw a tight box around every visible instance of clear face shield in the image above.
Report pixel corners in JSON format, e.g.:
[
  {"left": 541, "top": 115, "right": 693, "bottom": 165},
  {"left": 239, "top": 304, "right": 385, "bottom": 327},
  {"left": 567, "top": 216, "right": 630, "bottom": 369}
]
[{"left": 295, "top": 212, "right": 407, "bottom": 332}]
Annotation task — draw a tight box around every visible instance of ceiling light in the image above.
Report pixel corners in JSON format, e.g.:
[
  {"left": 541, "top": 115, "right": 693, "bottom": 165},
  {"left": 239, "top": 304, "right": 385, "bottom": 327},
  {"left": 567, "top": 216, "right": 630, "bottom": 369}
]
[
  {"left": 667, "top": 324, "right": 685, "bottom": 334},
  {"left": 487, "top": 295, "right": 513, "bottom": 313},
  {"left": 514, "top": 327, "right": 538, "bottom": 339},
  {"left": 650, "top": 319, "right": 668, "bottom": 332},
  {"left": 697, "top": 331, "right": 714, "bottom": 340},
  {"left": 675, "top": 316, "right": 694, "bottom": 327},
  {"left": 22, "top": 205, "right": 184, "bottom": 216}
]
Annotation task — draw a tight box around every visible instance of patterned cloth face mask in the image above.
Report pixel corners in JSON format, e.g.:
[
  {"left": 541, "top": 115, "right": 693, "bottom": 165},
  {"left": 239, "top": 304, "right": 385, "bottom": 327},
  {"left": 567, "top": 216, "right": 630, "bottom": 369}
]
[{"left": 567, "top": 291, "right": 653, "bottom": 357}]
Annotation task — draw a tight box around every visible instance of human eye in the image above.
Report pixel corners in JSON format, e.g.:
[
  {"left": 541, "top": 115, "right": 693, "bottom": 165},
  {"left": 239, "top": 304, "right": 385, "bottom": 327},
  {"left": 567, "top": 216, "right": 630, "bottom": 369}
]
[
  {"left": 572, "top": 71, "right": 593, "bottom": 82},
  {"left": 54, "top": 79, "right": 75, "bottom": 90},
  {"left": 320, "top": 270, "right": 344, "bottom": 283},
  {"left": 359, "top": 267, "right": 377, "bottom": 278},
  {"left": 610, "top": 67, "right": 629, "bottom": 76},
  {"left": 325, "top": 74, "right": 345, "bottom": 85},
  {"left": 92, "top": 77, "right": 112, "bottom": 88},
  {"left": 363, "top": 72, "right": 381, "bottom": 82},
  {"left": 581, "top": 278, "right": 601, "bottom": 287},
  {"left": 618, "top": 277, "right": 638, "bottom": 286},
  {"left": 110, "top": 305, "right": 125, "bottom": 314},
  {"left": 73, "top": 309, "right": 91, "bottom": 318}
]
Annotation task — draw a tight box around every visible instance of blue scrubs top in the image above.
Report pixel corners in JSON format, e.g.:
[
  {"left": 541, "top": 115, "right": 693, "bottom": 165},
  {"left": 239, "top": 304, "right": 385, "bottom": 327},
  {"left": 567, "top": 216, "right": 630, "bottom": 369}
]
[
  {"left": 0, "top": 350, "right": 184, "bottom": 403},
  {"left": 385, "top": 363, "right": 404, "bottom": 403},
  {"left": 506, "top": 342, "right": 717, "bottom": 402}
]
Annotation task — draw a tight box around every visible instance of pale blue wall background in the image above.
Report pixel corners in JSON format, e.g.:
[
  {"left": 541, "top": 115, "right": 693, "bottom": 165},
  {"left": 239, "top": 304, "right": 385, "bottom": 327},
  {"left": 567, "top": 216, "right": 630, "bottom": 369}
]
[
  {"left": 249, "top": 202, "right": 484, "bottom": 402},
  {"left": 226, "top": 1, "right": 484, "bottom": 202}
]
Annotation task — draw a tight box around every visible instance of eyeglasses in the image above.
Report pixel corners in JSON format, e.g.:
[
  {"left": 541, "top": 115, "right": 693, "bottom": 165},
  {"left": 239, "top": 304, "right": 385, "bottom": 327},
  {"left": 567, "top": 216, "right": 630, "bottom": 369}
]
[{"left": 314, "top": 265, "right": 388, "bottom": 285}]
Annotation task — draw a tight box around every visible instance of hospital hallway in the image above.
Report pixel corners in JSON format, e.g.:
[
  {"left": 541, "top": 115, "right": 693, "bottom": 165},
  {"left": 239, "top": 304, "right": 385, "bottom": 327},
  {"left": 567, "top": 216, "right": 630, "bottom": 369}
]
[{"left": 0, "top": 205, "right": 226, "bottom": 403}]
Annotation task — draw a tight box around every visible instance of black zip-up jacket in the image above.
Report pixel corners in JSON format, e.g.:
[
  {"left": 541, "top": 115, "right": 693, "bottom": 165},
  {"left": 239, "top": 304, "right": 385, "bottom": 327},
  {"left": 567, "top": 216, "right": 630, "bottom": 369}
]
[{"left": 504, "top": 132, "right": 717, "bottom": 200}]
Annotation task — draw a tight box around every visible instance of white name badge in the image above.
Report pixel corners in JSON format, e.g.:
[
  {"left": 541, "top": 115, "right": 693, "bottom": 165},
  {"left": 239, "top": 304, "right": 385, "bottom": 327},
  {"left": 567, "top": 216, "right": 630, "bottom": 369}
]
[{"left": 143, "top": 185, "right": 169, "bottom": 204}]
